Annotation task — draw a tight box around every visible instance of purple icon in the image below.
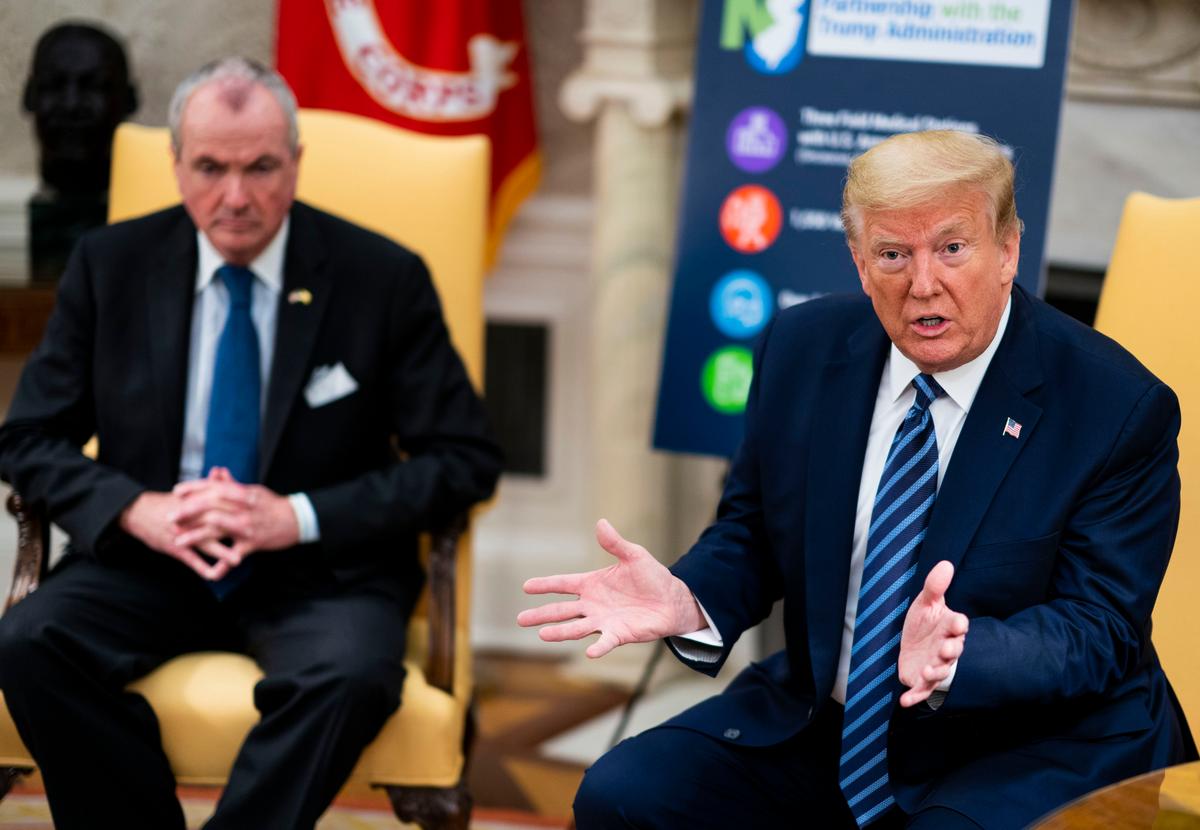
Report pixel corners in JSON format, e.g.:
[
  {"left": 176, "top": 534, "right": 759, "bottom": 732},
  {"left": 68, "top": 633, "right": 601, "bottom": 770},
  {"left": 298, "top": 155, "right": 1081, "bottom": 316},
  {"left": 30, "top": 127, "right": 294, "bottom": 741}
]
[{"left": 726, "top": 107, "right": 787, "bottom": 174}]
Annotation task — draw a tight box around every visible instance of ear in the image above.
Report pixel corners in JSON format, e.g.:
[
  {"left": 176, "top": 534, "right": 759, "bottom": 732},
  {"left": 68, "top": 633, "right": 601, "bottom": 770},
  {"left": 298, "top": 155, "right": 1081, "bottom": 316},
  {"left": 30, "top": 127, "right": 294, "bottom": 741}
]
[
  {"left": 998, "top": 226, "right": 1021, "bottom": 286},
  {"left": 171, "top": 144, "right": 185, "bottom": 191}
]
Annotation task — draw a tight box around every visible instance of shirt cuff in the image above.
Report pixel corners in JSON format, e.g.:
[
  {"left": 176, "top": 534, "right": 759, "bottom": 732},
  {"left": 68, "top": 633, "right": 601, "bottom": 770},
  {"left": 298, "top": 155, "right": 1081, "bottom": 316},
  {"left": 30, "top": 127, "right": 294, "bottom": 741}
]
[
  {"left": 668, "top": 597, "right": 724, "bottom": 663},
  {"left": 287, "top": 493, "right": 321, "bottom": 544},
  {"left": 926, "top": 660, "right": 958, "bottom": 710}
]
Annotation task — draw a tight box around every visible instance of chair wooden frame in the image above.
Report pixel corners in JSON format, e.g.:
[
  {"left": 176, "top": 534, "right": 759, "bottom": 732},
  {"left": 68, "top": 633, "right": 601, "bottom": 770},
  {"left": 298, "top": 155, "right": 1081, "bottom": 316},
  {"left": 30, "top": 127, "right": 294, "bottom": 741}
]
[{"left": 1, "top": 491, "right": 476, "bottom": 829}]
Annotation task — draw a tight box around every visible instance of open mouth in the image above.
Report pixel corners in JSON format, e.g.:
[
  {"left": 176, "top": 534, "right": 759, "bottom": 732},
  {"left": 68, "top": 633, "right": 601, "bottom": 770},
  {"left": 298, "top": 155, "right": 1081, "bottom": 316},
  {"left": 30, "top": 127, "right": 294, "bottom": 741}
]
[{"left": 913, "top": 316, "right": 949, "bottom": 335}]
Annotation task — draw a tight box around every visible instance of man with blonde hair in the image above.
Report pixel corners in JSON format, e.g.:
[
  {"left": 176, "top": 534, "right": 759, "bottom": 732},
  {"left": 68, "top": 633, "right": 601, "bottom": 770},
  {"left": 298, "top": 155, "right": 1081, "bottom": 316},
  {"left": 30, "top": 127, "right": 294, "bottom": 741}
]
[
  {"left": 522, "top": 130, "right": 1194, "bottom": 828},
  {"left": 0, "top": 57, "right": 500, "bottom": 828}
]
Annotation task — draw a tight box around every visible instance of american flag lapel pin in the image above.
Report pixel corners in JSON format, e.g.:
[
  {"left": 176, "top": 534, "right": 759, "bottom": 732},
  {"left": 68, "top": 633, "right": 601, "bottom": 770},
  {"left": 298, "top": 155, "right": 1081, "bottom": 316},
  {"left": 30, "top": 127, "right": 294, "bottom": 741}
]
[{"left": 1002, "top": 417, "right": 1022, "bottom": 439}]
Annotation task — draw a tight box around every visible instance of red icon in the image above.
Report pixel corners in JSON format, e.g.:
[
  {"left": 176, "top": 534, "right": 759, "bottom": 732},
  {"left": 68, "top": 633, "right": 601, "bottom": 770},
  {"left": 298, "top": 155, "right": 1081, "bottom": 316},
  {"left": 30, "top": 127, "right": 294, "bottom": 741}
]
[{"left": 719, "top": 185, "right": 783, "bottom": 254}]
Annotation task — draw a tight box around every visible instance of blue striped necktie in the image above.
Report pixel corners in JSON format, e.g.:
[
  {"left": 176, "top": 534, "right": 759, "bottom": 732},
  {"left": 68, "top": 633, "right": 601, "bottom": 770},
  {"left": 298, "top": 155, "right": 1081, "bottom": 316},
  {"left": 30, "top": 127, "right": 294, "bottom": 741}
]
[
  {"left": 201, "top": 264, "right": 260, "bottom": 597},
  {"left": 839, "top": 373, "right": 943, "bottom": 826}
]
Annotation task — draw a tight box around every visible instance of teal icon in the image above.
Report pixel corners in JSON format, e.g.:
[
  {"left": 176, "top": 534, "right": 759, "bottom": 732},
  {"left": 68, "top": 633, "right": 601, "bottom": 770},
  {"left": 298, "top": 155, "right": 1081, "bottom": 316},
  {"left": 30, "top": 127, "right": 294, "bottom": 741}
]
[{"left": 710, "top": 270, "right": 772, "bottom": 339}]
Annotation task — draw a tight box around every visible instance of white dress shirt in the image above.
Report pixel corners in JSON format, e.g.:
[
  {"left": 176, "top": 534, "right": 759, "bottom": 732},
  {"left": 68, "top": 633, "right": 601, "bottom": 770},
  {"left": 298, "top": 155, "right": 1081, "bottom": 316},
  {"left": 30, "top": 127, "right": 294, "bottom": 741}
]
[
  {"left": 178, "top": 219, "right": 320, "bottom": 543},
  {"left": 675, "top": 296, "right": 1014, "bottom": 707}
]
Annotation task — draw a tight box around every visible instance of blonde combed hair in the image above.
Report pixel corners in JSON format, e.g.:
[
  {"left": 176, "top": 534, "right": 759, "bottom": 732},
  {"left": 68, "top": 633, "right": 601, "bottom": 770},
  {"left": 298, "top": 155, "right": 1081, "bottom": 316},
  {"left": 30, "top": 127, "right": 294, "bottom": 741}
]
[{"left": 841, "top": 130, "right": 1022, "bottom": 245}]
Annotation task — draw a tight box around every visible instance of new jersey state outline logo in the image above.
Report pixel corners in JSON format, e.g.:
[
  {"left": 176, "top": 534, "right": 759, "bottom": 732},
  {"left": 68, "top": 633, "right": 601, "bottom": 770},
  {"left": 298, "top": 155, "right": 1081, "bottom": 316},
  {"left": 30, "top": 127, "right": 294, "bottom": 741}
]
[{"left": 721, "top": 0, "right": 809, "bottom": 75}]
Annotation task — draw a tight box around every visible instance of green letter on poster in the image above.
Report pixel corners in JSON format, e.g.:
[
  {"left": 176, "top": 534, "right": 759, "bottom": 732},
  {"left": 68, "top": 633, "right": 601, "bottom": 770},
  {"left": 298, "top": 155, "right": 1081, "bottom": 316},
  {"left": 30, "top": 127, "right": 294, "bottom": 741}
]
[{"left": 720, "top": 0, "right": 773, "bottom": 50}]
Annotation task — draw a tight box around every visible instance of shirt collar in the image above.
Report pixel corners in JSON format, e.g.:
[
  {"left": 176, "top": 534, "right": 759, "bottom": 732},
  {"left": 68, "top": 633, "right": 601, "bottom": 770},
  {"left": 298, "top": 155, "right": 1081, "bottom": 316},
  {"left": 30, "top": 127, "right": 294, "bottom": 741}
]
[
  {"left": 195, "top": 217, "right": 289, "bottom": 295},
  {"left": 884, "top": 294, "right": 1013, "bottom": 412}
]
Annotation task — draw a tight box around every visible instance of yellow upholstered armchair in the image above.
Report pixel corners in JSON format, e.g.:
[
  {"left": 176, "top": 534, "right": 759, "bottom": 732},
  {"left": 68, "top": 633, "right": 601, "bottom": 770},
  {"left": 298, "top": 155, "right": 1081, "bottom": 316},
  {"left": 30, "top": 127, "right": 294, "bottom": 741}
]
[
  {"left": 0, "top": 110, "right": 491, "bottom": 829},
  {"left": 1094, "top": 192, "right": 1200, "bottom": 749}
]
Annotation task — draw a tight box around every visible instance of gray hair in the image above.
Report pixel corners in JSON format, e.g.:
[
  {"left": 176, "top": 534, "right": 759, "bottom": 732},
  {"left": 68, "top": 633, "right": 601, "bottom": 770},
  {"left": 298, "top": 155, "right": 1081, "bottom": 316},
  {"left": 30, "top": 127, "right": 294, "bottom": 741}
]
[{"left": 168, "top": 56, "right": 298, "bottom": 155}]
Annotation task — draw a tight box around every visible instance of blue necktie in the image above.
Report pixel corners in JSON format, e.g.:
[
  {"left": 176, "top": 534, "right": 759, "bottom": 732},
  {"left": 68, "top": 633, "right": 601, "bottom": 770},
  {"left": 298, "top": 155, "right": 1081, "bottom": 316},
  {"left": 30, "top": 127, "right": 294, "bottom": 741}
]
[
  {"left": 201, "top": 264, "right": 260, "bottom": 597},
  {"left": 839, "top": 374, "right": 943, "bottom": 826}
]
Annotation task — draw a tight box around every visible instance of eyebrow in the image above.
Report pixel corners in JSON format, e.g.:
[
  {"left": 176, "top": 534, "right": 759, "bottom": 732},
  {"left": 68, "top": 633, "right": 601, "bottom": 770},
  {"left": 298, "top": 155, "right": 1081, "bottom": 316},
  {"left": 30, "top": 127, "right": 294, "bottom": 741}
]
[
  {"left": 868, "top": 221, "right": 975, "bottom": 250},
  {"left": 189, "top": 154, "right": 281, "bottom": 169},
  {"left": 933, "top": 221, "right": 972, "bottom": 238}
]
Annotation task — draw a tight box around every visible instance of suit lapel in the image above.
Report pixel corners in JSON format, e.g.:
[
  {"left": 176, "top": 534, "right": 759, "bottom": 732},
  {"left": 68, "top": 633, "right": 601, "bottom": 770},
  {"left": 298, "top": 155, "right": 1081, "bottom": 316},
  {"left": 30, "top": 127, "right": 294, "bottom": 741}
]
[
  {"left": 917, "top": 289, "right": 1044, "bottom": 581},
  {"left": 260, "top": 205, "right": 332, "bottom": 478},
  {"left": 805, "top": 315, "right": 891, "bottom": 701},
  {"left": 145, "top": 211, "right": 198, "bottom": 481}
]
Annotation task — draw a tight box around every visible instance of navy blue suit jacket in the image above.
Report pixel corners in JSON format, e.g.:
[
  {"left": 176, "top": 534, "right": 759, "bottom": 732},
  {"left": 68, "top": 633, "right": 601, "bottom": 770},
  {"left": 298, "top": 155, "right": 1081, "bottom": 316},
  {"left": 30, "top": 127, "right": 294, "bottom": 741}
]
[{"left": 666, "top": 287, "right": 1194, "bottom": 826}]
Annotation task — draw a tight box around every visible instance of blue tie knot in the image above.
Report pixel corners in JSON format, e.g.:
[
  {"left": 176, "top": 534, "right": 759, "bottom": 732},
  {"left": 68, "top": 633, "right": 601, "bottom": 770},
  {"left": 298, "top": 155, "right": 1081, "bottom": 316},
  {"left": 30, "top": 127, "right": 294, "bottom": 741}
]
[
  {"left": 912, "top": 374, "right": 944, "bottom": 412},
  {"left": 218, "top": 264, "right": 255, "bottom": 309}
]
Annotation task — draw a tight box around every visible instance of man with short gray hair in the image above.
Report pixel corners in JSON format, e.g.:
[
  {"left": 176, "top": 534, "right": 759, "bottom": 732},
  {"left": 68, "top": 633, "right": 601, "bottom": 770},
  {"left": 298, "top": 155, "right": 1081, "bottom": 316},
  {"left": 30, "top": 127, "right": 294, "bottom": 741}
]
[
  {"left": 0, "top": 57, "right": 500, "bottom": 829},
  {"left": 522, "top": 130, "right": 1194, "bottom": 828}
]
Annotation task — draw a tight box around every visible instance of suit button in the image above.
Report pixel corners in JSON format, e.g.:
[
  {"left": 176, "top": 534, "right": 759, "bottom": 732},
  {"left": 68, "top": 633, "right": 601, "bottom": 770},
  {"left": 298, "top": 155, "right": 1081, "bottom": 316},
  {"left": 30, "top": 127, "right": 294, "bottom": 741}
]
[
  {"left": 723, "top": 728, "right": 741, "bottom": 740},
  {"left": 807, "top": 706, "right": 814, "bottom": 719}
]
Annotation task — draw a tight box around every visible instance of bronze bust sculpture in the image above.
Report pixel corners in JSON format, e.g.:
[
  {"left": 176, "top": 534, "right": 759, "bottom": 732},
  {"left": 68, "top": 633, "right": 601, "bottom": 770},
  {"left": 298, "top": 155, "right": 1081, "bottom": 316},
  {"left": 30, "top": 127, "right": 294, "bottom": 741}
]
[{"left": 23, "top": 22, "right": 138, "bottom": 282}]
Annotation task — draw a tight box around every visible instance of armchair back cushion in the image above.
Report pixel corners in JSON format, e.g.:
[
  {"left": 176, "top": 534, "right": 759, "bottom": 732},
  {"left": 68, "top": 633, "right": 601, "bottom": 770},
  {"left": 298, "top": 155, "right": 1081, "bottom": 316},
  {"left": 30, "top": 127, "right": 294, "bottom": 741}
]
[{"left": 1094, "top": 192, "right": 1200, "bottom": 741}]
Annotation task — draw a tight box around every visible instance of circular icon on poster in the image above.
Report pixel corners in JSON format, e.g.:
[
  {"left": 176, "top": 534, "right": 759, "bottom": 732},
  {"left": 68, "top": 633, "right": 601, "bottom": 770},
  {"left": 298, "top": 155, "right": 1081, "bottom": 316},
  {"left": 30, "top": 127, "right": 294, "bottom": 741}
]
[
  {"left": 710, "top": 270, "right": 772, "bottom": 339},
  {"left": 701, "top": 346, "right": 754, "bottom": 415},
  {"left": 719, "top": 185, "right": 782, "bottom": 254},
  {"left": 726, "top": 107, "right": 787, "bottom": 174}
]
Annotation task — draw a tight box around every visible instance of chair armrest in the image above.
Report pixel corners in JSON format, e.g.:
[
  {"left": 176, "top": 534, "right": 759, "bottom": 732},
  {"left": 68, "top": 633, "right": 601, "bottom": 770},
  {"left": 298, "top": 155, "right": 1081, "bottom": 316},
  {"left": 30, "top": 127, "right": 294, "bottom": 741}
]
[
  {"left": 5, "top": 491, "right": 49, "bottom": 611},
  {"left": 3, "top": 493, "right": 470, "bottom": 694},
  {"left": 425, "top": 512, "right": 468, "bottom": 695}
]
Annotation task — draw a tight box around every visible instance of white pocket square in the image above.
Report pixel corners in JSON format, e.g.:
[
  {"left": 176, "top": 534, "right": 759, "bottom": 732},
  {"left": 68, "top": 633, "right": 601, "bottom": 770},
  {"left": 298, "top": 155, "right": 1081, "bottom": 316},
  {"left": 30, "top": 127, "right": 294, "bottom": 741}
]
[{"left": 304, "top": 362, "right": 359, "bottom": 408}]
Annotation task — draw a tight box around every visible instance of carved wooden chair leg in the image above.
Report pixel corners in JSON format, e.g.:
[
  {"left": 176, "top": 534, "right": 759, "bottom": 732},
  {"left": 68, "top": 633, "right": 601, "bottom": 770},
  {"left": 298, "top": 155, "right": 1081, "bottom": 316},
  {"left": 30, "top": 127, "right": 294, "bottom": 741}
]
[
  {"left": 0, "top": 767, "right": 32, "bottom": 799},
  {"left": 384, "top": 698, "right": 477, "bottom": 829},
  {"left": 385, "top": 781, "right": 471, "bottom": 830}
]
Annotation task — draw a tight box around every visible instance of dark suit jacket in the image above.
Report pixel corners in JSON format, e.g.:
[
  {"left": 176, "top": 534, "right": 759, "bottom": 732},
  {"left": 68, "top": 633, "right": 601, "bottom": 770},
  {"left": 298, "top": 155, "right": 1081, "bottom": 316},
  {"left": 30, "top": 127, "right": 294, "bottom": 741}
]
[
  {"left": 0, "top": 201, "right": 501, "bottom": 596},
  {"left": 666, "top": 287, "right": 1194, "bottom": 827}
]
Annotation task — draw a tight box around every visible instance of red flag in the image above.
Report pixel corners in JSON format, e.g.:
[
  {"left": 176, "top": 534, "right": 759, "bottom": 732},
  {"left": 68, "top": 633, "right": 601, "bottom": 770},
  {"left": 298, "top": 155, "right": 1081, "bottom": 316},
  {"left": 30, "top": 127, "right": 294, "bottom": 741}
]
[{"left": 276, "top": 0, "right": 540, "bottom": 266}]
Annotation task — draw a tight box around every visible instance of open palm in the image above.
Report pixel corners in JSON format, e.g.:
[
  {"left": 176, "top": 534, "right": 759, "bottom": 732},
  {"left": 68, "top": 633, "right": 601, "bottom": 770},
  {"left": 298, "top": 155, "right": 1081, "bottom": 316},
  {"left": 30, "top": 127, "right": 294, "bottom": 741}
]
[{"left": 518, "top": 519, "right": 704, "bottom": 658}]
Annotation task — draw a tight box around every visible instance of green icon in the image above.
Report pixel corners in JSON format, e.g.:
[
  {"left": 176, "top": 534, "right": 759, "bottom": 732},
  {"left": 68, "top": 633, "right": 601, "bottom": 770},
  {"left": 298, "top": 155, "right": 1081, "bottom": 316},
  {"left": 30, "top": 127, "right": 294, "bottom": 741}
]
[{"left": 701, "top": 346, "right": 754, "bottom": 414}]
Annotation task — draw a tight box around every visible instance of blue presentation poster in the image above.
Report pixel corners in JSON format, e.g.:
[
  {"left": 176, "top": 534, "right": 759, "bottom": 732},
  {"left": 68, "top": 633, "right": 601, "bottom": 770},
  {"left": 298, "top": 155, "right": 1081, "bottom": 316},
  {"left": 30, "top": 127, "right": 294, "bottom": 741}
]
[{"left": 653, "top": 0, "right": 1073, "bottom": 457}]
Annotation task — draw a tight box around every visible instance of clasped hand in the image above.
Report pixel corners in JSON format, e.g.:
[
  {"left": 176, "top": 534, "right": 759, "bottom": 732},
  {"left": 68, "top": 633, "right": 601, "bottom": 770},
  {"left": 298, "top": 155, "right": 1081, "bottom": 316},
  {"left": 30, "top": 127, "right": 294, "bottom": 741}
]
[{"left": 119, "top": 467, "right": 300, "bottom": 581}]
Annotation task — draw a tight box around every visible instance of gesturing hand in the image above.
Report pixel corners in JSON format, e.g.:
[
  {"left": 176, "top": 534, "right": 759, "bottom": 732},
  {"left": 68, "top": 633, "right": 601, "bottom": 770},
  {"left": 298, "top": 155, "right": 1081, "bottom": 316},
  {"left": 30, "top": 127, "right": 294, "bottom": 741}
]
[
  {"left": 898, "top": 560, "right": 969, "bottom": 708},
  {"left": 517, "top": 519, "right": 705, "bottom": 658}
]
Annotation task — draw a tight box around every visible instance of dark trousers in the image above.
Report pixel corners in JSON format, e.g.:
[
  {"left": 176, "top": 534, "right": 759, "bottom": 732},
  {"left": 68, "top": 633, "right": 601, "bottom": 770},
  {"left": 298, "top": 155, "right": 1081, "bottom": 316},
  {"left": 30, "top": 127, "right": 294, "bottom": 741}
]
[
  {"left": 0, "top": 549, "right": 415, "bottom": 830},
  {"left": 573, "top": 703, "right": 982, "bottom": 830}
]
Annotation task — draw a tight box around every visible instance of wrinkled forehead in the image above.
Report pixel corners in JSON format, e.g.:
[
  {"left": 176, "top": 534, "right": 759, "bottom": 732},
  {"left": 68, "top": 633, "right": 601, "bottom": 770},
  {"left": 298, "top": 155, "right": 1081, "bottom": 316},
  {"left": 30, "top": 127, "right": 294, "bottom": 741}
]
[
  {"left": 854, "top": 187, "right": 996, "bottom": 244},
  {"left": 179, "top": 81, "right": 290, "bottom": 151}
]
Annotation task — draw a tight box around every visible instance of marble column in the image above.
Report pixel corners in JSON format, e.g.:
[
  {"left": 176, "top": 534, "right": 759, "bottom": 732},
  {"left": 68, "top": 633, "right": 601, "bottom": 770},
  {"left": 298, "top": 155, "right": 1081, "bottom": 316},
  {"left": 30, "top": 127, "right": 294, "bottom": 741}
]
[{"left": 561, "top": 0, "right": 724, "bottom": 565}]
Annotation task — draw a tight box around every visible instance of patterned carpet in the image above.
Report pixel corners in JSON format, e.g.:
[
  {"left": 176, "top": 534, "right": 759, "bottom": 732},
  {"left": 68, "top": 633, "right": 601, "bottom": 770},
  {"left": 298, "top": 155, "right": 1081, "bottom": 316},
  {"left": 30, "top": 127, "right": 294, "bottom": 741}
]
[
  {"left": 0, "top": 653, "right": 624, "bottom": 829},
  {"left": 0, "top": 793, "right": 565, "bottom": 829},
  {"left": 470, "top": 653, "right": 627, "bottom": 819}
]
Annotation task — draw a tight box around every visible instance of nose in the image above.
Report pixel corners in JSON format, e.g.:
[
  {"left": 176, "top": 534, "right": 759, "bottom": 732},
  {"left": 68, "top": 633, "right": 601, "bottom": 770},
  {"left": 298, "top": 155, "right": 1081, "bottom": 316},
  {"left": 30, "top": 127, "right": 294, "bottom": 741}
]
[
  {"left": 909, "top": 251, "right": 942, "bottom": 298},
  {"left": 61, "top": 80, "right": 82, "bottom": 113},
  {"left": 221, "top": 174, "right": 250, "bottom": 211}
]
